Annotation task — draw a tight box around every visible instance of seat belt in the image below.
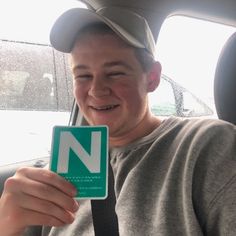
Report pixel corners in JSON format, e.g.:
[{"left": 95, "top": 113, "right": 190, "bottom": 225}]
[{"left": 91, "top": 159, "right": 119, "bottom": 236}]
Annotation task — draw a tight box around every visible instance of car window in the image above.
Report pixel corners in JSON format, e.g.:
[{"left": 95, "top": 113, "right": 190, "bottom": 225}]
[
  {"left": 154, "top": 16, "right": 236, "bottom": 118},
  {"left": 149, "top": 74, "right": 213, "bottom": 117},
  {"left": 0, "top": 0, "right": 86, "bottom": 166},
  {"left": 0, "top": 40, "right": 57, "bottom": 110},
  {"left": 149, "top": 75, "right": 176, "bottom": 116},
  {"left": 181, "top": 90, "right": 212, "bottom": 117}
]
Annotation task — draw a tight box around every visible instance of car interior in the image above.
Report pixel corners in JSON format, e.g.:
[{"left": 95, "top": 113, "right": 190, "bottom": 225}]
[{"left": 0, "top": 0, "right": 236, "bottom": 231}]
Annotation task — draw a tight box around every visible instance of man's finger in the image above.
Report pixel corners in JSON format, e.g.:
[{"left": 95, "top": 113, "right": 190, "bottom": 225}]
[{"left": 16, "top": 167, "right": 77, "bottom": 197}]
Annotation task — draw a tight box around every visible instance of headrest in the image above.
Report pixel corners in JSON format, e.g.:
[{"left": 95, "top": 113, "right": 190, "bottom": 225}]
[{"left": 214, "top": 32, "right": 236, "bottom": 124}]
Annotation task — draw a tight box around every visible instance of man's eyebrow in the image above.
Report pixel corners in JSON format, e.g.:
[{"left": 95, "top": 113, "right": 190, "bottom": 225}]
[
  {"left": 72, "top": 61, "right": 133, "bottom": 72},
  {"left": 103, "top": 61, "right": 133, "bottom": 70},
  {"left": 72, "top": 64, "right": 89, "bottom": 72}
]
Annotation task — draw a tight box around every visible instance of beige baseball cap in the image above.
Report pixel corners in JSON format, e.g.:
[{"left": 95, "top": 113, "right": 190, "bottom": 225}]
[{"left": 50, "top": 6, "right": 156, "bottom": 58}]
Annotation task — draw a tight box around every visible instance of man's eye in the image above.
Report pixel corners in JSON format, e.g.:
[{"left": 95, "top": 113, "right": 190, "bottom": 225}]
[
  {"left": 108, "top": 72, "right": 126, "bottom": 78},
  {"left": 74, "top": 75, "right": 92, "bottom": 81}
]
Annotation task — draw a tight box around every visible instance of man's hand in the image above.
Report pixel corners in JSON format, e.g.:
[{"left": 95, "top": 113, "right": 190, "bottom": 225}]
[{"left": 0, "top": 167, "right": 79, "bottom": 236}]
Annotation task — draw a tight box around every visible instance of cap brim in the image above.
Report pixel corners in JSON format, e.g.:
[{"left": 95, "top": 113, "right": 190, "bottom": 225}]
[{"left": 50, "top": 8, "right": 144, "bottom": 53}]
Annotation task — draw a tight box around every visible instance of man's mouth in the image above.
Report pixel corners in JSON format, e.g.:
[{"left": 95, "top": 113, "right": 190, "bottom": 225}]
[{"left": 90, "top": 105, "right": 119, "bottom": 111}]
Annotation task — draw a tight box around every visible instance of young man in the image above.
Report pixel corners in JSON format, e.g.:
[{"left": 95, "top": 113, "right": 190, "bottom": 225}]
[{"left": 0, "top": 7, "right": 236, "bottom": 236}]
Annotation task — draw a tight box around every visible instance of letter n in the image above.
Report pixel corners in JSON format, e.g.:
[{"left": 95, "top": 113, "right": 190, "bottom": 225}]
[{"left": 57, "top": 131, "right": 101, "bottom": 173}]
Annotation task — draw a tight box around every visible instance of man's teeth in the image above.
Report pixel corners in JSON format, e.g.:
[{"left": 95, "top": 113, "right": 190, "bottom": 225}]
[{"left": 95, "top": 105, "right": 117, "bottom": 110}]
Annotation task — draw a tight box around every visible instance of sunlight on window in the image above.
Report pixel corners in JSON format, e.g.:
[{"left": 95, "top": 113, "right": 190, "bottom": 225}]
[
  {"left": 0, "top": 0, "right": 86, "bottom": 44},
  {"left": 0, "top": 0, "right": 84, "bottom": 165},
  {"left": 156, "top": 16, "right": 236, "bottom": 114}
]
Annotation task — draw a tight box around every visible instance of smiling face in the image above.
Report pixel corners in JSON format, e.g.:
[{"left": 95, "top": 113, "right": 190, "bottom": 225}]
[{"left": 71, "top": 30, "right": 161, "bottom": 146}]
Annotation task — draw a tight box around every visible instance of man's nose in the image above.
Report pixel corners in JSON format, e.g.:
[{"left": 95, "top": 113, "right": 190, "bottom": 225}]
[{"left": 88, "top": 76, "right": 111, "bottom": 97}]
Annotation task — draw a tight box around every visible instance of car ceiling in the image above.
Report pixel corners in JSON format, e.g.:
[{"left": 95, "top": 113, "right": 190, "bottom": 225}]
[{"left": 80, "top": 0, "right": 236, "bottom": 41}]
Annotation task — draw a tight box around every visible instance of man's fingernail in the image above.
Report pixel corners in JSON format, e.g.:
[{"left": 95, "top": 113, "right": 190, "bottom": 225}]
[
  {"left": 73, "top": 200, "right": 79, "bottom": 211},
  {"left": 71, "top": 188, "right": 77, "bottom": 196}
]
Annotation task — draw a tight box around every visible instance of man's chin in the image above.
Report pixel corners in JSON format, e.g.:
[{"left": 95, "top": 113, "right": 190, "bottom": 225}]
[
  {"left": 84, "top": 116, "right": 120, "bottom": 131},
  {"left": 88, "top": 120, "right": 112, "bottom": 128}
]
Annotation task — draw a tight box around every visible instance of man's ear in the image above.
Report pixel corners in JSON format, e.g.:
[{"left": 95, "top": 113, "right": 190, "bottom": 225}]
[{"left": 147, "top": 61, "right": 162, "bottom": 92}]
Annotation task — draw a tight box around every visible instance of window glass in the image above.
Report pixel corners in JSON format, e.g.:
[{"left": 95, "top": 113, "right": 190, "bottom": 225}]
[
  {"left": 149, "top": 76, "right": 176, "bottom": 116},
  {"left": 0, "top": 0, "right": 86, "bottom": 166},
  {"left": 153, "top": 16, "right": 236, "bottom": 118},
  {"left": 0, "top": 40, "right": 57, "bottom": 110},
  {"left": 181, "top": 90, "right": 213, "bottom": 117}
]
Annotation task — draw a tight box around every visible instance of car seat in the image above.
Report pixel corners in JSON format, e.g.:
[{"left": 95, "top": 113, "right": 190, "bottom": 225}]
[{"left": 214, "top": 32, "right": 236, "bottom": 125}]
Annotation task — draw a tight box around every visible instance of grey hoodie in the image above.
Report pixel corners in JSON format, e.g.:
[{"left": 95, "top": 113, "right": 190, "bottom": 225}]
[{"left": 25, "top": 117, "right": 236, "bottom": 236}]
